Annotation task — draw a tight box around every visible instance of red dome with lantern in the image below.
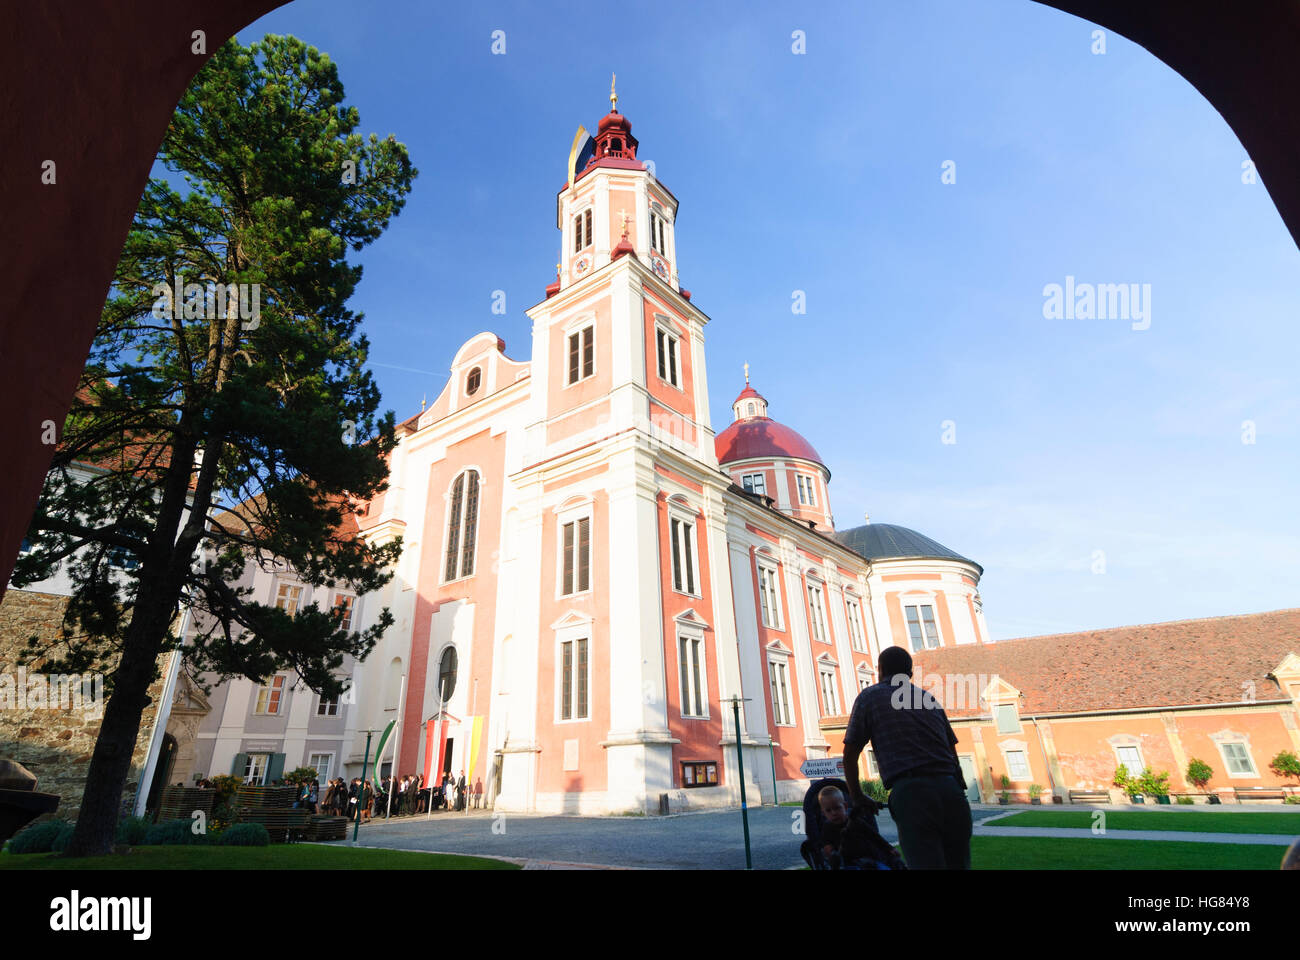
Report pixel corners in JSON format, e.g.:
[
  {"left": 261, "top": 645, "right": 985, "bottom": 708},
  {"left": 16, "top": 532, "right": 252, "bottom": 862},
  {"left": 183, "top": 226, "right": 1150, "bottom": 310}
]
[{"left": 715, "top": 378, "right": 827, "bottom": 474}]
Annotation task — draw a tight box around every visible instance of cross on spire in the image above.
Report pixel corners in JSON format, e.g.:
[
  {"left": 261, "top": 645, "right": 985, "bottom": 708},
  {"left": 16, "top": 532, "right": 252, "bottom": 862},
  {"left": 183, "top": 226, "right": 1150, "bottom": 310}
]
[
  {"left": 610, "top": 72, "right": 618, "bottom": 112},
  {"left": 743, "top": 361, "right": 750, "bottom": 384}
]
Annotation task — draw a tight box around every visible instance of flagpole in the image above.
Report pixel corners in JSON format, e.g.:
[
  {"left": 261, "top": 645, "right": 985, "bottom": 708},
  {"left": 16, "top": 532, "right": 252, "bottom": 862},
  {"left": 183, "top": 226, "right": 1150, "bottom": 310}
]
[
  {"left": 464, "top": 677, "right": 478, "bottom": 814},
  {"left": 426, "top": 683, "right": 444, "bottom": 821},
  {"left": 385, "top": 674, "right": 406, "bottom": 819}
]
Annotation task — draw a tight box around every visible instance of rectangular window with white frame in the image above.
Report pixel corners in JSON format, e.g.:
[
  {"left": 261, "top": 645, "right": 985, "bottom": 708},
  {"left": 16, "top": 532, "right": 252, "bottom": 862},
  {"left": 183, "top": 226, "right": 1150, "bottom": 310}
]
[
  {"left": 254, "top": 675, "right": 286, "bottom": 715},
  {"left": 308, "top": 752, "right": 333, "bottom": 782},
  {"left": 332, "top": 593, "right": 355, "bottom": 632},
  {"left": 1114, "top": 744, "right": 1143, "bottom": 774},
  {"left": 741, "top": 473, "right": 766, "bottom": 497},
  {"left": 757, "top": 563, "right": 783, "bottom": 630},
  {"left": 573, "top": 208, "right": 592, "bottom": 252},
  {"left": 558, "top": 636, "right": 590, "bottom": 722},
  {"left": 796, "top": 474, "right": 817, "bottom": 507},
  {"left": 567, "top": 325, "right": 594, "bottom": 385},
  {"left": 669, "top": 513, "right": 698, "bottom": 596},
  {"left": 274, "top": 582, "right": 302, "bottom": 616},
  {"left": 1005, "top": 749, "right": 1031, "bottom": 781},
  {"left": 818, "top": 664, "right": 841, "bottom": 716},
  {"left": 316, "top": 693, "right": 338, "bottom": 717},
  {"left": 806, "top": 582, "right": 829, "bottom": 643},
  {"left": 560, "top": 515, "right": 591, "bottom": 596},
  {"left": 768, "top": 656, "right": 793, "bottom": 726},
  {"left": 1218, "top": 741, "right": 1257, "bottom": 777},
  {"left": 904, "top": 603, "right": 941, "bottom": 651},
  {"left": 993, "top": 703, "right": 1020, "bottom": 735},
  {"left": 651, "top": 211, "right": 668, "bottom": 255},
  {"left": 655, "top": 324, "right": 681, "bottom": 388},
  {"left": 678, "top": 634, "right": 708, "bottom": 719},
  {"left": 243, "top": 753, "right": 269, "bottom": 786},
  {"left": 845, "top": 598, "right": 866, "bottom": 653}
]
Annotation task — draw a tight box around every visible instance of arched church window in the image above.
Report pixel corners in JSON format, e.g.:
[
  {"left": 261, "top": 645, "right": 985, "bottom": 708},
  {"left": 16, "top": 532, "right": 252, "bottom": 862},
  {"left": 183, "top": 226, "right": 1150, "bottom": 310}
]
[
  {"left": 437, "top": 646, "right": 458, "bottom": 703},
  {"left": 747, "top": 402, "right": 756, "bottom": 417},
  {"left": 443, "top": 469, "right": 481, "bottom": 581},
  {"left": 466, "top": 367, "right": 481, "bottom": 396}
]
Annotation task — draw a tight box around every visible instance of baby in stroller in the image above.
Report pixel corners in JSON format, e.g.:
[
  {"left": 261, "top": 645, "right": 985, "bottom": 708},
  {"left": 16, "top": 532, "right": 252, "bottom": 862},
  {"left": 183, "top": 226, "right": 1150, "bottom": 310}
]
[{"left": 799, "top": 778, "right": 906, "bottom": 870}]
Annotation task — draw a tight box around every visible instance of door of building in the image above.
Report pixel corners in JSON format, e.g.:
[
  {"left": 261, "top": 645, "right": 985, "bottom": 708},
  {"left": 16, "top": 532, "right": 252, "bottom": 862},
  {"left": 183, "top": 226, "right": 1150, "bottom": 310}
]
[{"left": 958, "top": 755, "right": 981, "bottom": 804}]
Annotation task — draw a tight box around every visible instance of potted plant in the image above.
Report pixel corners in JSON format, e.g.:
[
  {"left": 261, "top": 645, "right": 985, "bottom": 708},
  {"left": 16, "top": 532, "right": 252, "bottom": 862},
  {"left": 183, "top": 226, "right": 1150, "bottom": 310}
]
[
  {"left": 1186, "top": 758, "right": 1216, "bottom": 804},
  {"left": 1028, "top": 783, "right": 1043, "bottom": 805},
  {"left": 1140, "top": 767, "right": 1171, "bottom": 804},
  {"left": 998, "top": 774, "right": 1011, "bottom": 805},
  {"left": 1269, "top": 750, "right": 1300, "bottom": 797},
  {"left": 1114, "top": 764, "right": 1142, "bottom": 803}
]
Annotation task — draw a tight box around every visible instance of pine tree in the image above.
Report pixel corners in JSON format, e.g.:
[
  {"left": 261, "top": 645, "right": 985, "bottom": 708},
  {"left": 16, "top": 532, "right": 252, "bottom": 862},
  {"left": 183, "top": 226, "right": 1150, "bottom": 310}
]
[{"left": 13, "top": 34, "right": 416, "bottom": 857}]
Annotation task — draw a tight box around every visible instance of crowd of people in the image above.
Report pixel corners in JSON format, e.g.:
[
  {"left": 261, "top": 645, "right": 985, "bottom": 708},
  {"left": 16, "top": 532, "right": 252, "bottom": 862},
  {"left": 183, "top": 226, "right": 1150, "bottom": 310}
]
[{"left": 305, "top": 771, "right": 486, "bottom": 821}]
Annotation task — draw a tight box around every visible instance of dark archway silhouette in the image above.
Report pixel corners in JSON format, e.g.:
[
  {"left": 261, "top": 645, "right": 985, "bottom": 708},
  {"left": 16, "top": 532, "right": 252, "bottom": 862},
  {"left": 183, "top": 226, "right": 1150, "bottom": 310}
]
[{"left": 2, "top": 0, "right": 1297, "bottom": 598}]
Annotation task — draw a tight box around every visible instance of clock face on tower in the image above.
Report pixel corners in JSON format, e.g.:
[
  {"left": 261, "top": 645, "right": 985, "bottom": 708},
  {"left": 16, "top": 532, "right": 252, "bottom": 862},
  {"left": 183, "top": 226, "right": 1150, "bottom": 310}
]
[
  {"left": 651, "top": 256, "right": 668, "bottom": 279},
  {"left": 572, "top": 255, "right": 591, "bottom": 279}
]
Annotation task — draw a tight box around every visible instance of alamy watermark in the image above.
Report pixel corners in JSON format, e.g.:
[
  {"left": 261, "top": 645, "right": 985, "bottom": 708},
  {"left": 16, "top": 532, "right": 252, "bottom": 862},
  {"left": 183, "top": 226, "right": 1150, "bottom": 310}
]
[
  {"left": 888, "top": 667, "right": 1001, "bottom": 712},
  {"left": 1042, "top": 276, "right": 1151, "bottom": 331},
  {"left": 0, "top": 668, "right": 104, "bottom": 714},
  {"left": 150, "top": 270, "right": 261, "bottom": 329}
]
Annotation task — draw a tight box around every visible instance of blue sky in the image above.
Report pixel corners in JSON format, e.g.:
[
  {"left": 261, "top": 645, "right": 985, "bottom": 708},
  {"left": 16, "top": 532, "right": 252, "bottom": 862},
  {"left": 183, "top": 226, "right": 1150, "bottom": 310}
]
[{"left": 240, "top": 0, "right": 1300, "bottom": 640}]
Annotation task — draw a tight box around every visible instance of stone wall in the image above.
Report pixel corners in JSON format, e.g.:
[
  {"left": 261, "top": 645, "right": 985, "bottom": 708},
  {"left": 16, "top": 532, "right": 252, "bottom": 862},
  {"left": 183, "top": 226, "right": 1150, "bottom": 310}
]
[{"left": 0, "top": 589, "right": 170, "bottom": 820}]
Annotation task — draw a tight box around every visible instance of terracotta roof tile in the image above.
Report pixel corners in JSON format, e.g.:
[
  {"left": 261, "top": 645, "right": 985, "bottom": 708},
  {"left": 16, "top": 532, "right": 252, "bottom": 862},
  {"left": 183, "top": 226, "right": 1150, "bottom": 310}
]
[{"left": 912, "top": 609, "right": 1300, "bottom": 717}]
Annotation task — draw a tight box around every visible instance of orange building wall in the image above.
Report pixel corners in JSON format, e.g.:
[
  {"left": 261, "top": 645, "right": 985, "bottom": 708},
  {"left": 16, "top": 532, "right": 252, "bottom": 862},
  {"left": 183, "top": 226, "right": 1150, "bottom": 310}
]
[
  {"left": 657, "top": 493, "right": 722, "bottom": 787},
  {"left": 400, "top": 427, "right": 507, "bottom": 786},
  {"left": 535, "top": 488, "right": 612, "bottom": 795}
]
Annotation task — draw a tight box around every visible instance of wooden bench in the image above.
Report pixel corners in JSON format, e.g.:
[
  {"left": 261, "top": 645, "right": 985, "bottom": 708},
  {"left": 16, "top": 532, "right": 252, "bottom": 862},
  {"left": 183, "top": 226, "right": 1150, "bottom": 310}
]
[
  {"left": 1233, "top": 786, "right": 1288, "bottom": 803},
  {"left": 1068, "top": 789, "right": 1111, "bottom": 804},
  {"left": 157, "top": 786, "right": 215, "bottom": 823},
  {"left": 236, "top": 807, "right": 312, "bottom": 842},
  {"left": 306, "top": 816, "right": 349, "bottom": 842}
]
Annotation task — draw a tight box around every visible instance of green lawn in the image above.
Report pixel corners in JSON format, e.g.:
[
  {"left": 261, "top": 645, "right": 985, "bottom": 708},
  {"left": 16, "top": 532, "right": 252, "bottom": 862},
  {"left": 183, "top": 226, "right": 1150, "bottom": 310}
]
[
  {"left": 991, "top": 809, "right": 1300, "bottom": 835},
  {"left": 972, "top": 836, "right": 1288, "bottom": 869},
  {"left": 0, "top": 844, "right": 518, "bottom": 870}
]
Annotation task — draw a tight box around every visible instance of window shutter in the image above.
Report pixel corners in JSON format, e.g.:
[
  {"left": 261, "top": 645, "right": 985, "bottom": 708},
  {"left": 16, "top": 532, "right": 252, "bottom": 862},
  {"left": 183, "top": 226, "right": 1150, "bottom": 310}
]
[
  {"left": 670, "top": 519, "right": 681, "bottom": 591},
  {"left": 577, "top": 518, "right": 590, "bottom": 591},
  {"left": 562, "top": 521, "right": 575, "bottom": 594},
  {"left": 231, "top": 752, "right": 249, "bottom": 777},
  {"left": 582, "top": 327, "right": 594, "bottom": 378},
  {"left": 266, "top": 752, "right": 286, "bottom": 783}
]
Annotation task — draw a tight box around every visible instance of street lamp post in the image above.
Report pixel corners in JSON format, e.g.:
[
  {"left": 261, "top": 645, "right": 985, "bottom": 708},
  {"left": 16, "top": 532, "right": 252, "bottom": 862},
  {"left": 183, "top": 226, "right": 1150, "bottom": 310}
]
[
  {"left": 728, "top": 696, "right": 753, "bottom": 870},
  {"left": 352, "top": 729, "right": 375, "bottom": 844}
]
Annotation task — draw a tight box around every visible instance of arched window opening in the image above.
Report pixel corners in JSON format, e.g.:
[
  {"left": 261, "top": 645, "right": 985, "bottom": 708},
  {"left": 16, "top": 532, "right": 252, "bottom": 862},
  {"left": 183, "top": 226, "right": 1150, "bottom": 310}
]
[
  {"left": 438, "top": 646, "right": 458, "bottom": 703},
  {"left": 444, "top": 469, "right": 480, "bottom": 581}
]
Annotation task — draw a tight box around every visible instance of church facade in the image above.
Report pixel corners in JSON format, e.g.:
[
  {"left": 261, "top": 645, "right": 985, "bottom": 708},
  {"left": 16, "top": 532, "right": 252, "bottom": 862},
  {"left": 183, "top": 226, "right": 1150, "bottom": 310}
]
[{"left": 346, "top": 92, "right": 991, "bottom": 814}]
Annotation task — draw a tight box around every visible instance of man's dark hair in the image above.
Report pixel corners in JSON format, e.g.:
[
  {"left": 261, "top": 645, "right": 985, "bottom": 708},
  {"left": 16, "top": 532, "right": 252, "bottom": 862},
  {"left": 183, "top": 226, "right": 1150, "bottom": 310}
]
[{"left": 878, "top": 645, "right": 913, "bottom": 679}]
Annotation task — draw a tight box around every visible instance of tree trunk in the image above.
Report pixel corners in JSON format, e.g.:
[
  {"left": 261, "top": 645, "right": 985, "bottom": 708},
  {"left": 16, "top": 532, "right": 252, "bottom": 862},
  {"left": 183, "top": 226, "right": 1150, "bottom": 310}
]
[{"left": 61, "top": 591, "right": 175, "bottom": 857}]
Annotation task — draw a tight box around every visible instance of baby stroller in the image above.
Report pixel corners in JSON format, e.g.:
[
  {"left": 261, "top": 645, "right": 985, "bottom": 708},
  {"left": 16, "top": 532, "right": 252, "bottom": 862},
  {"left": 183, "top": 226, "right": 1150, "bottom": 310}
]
[{"left": 799, "top": 777, "right": 906, "bottom": 871}]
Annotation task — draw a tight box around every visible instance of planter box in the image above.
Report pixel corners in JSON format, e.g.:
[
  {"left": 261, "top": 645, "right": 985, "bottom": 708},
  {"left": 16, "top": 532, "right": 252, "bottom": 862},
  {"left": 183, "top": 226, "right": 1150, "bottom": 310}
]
[
  {"left": 1155, "top": 795, "right": 1171, "bottom": 805},
  {"left": 1208, "top": 795, "right": 1221, "bottom": 805},
  {"left": 1030, "top": 798, "right": 1042, "bottom": 805},
  {"left": 1130, "top": 794, "right": 1144, "bottom": 804},
  {"left": 998, "top": 797, "right": 1009, "bottom": 805}
]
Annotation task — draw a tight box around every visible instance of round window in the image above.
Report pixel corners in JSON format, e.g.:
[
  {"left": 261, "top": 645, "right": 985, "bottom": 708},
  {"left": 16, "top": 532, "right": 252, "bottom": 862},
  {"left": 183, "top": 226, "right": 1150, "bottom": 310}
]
[{"left": 466, "top": 367, "right": 481, "bottom": 396}]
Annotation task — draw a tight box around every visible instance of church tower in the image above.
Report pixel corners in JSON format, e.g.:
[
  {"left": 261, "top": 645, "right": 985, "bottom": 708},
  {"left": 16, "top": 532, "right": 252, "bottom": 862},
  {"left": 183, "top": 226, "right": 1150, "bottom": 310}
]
[{"left": 494, "top": 82, "right": 756, "bottom": 814}]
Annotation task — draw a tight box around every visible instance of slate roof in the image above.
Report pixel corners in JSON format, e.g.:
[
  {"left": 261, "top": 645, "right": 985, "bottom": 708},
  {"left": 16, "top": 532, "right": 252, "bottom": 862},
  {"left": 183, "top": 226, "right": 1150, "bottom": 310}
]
[
  {"left": 834, "top": 523, "right": 980, "bottom": 572},
  {"left": 911, "top": 608, "right": 1300, "bottom": 718}
]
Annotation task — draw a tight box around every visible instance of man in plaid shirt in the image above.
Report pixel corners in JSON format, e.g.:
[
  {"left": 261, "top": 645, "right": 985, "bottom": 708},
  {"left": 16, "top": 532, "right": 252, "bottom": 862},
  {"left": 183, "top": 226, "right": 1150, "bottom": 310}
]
[{"left": 843, "top": 645, "right": 972, "bottom": 869}]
